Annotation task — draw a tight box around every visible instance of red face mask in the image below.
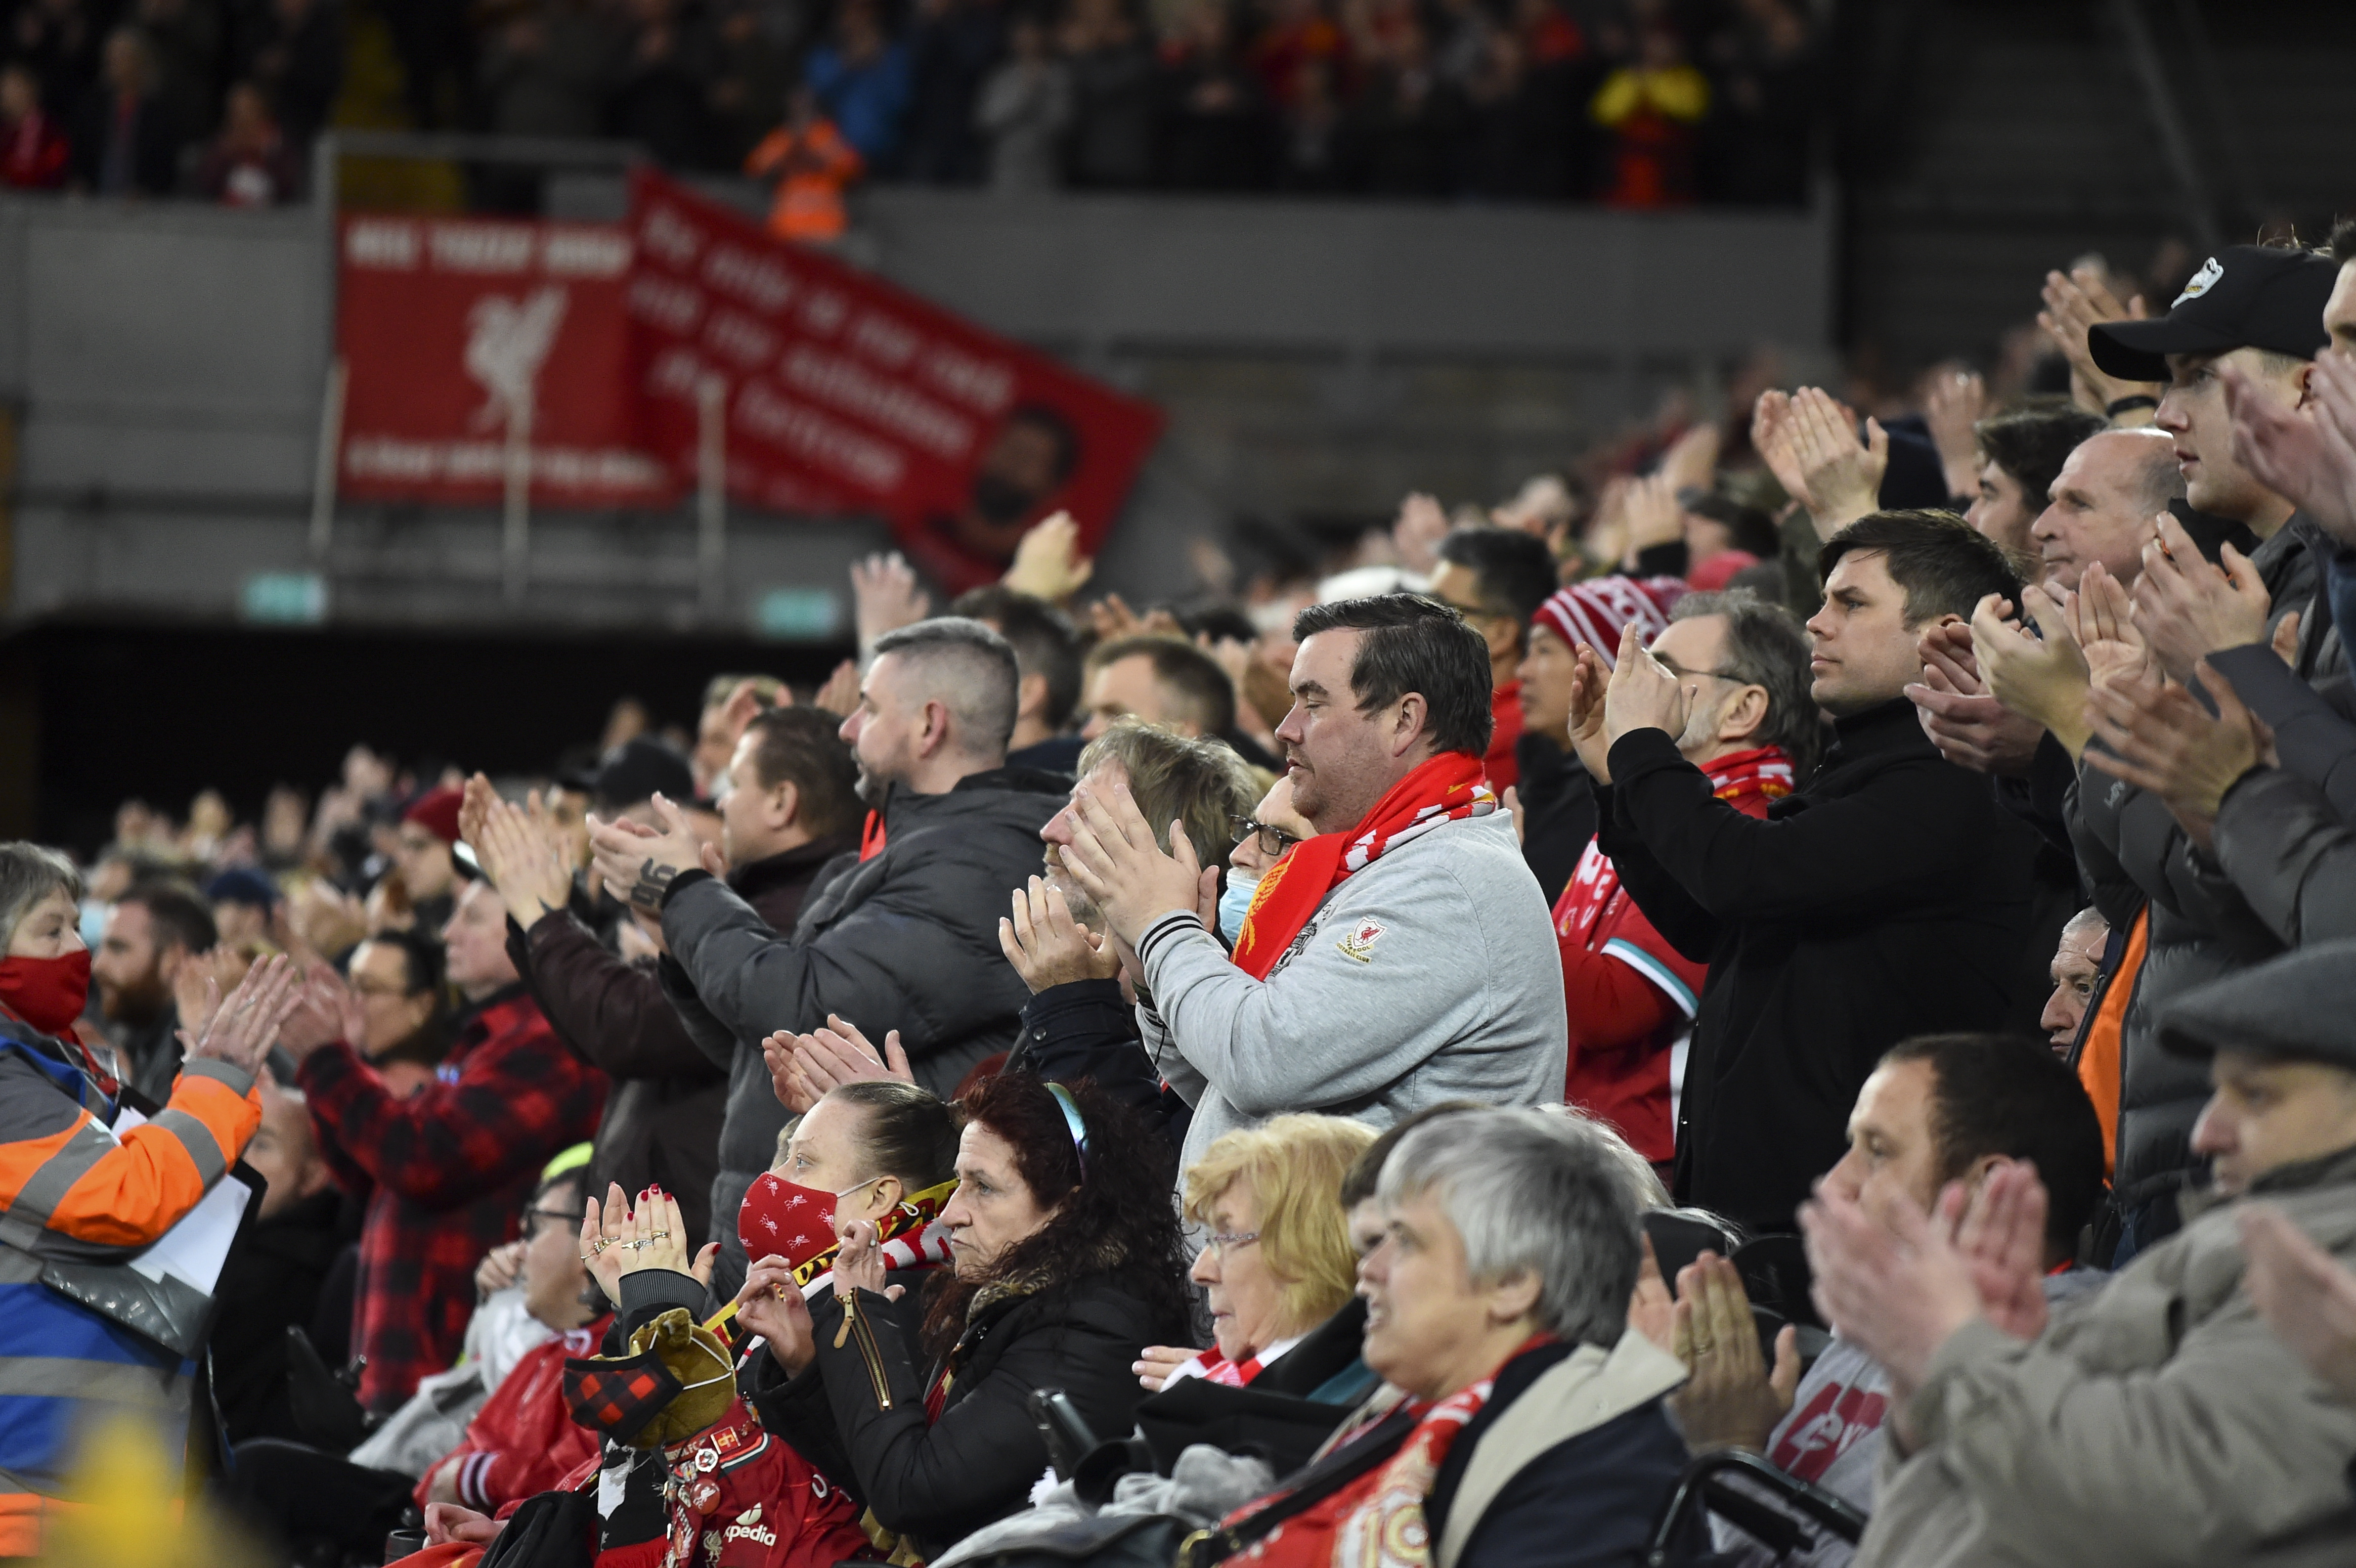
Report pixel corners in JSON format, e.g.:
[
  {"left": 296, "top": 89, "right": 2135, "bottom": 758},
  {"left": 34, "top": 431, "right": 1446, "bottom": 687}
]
[
  {"left": 0, "top": 948, "right": 91, "bottom": 1036},
  {"left": 737, "top": 1171, "right": 843, "bottom": 1272}
]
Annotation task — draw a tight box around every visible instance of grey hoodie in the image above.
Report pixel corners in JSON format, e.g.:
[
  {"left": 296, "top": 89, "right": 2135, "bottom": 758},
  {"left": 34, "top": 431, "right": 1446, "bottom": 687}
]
[{"left": 1135, "top": 809, "right": 1566, "bottom": 1173}]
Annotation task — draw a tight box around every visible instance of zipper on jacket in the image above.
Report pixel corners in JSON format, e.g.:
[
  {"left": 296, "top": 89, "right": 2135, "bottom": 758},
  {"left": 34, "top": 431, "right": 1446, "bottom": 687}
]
[{"left": 834, "top": 1290, "right": 893, "bottom": 1410}]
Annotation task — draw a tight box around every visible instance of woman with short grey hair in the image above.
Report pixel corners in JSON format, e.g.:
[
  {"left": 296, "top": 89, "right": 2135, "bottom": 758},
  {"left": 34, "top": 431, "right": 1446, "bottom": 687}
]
[
  {"left": 1202, "top": 1108, "right": 1703, "bottom": 1568},
  {"left": 0, "top": 835, "right": 302, "bottom": 1556},
  {"left": 0, "top": 842, "right": 89, "bottom": 1049}
]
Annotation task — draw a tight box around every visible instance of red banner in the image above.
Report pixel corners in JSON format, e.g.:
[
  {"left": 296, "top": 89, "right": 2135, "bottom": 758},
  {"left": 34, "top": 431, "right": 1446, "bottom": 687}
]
[
  {"left": 336, "top": 214, "right": 678, "bottom": 507},
  {"left": 623, "top": 168, "right": 1165, "bottom": 595}
]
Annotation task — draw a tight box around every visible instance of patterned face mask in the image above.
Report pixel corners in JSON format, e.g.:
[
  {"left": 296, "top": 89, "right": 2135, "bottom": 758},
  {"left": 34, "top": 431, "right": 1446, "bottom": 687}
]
[
  {"left": 562, "top": 1310, "right": 736, "bottom": 1449},
  {"left": 737, "top": 1171, "right": 880, "bottom": 1271}
]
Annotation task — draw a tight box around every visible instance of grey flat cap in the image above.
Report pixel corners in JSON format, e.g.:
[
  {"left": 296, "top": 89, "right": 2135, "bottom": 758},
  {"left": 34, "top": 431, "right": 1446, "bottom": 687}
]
[{"left": 2157, "top": 940, "right": 2356, "bottom": 1068}]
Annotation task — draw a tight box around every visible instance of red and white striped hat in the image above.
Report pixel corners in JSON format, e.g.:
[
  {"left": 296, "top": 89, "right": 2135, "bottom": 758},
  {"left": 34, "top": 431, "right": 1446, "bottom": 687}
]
[{"left": 1530, "top": 576, "right": 1689, "bottom": 668}]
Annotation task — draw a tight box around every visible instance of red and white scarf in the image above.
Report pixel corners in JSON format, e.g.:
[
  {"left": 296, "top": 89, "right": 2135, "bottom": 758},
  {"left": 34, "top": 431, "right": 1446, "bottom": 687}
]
[
  {"left": 1231, "top": 752, "right": 1494, "bottom": 980},
  {"left": 1168, "top": 1334, "right": 1304, "bottom": 1390},
  {"left": 1217, "top": 1335, "right": 1550, "bottom": 1567}
]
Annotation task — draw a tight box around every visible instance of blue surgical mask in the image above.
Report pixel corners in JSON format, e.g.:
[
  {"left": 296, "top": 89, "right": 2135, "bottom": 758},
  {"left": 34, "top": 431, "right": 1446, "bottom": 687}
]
[
  {"left": 78, "top": 899, "right": 108, "bottom": 951},
  {"left": 1216, "top": 873, "right": 1260, "bottom": 945}
]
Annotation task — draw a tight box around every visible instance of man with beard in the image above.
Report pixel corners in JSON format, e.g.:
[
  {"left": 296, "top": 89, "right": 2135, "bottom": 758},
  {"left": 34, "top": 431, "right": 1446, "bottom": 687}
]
[
  {"left": 906, "top": 405, "right": 1083, "bottom": 595},
  {"left": 586, "top": 619, "right": 1065, "bottom": 1296},
  {"left": 91, "top": 880, "right": 216, "bottom": 1101}
]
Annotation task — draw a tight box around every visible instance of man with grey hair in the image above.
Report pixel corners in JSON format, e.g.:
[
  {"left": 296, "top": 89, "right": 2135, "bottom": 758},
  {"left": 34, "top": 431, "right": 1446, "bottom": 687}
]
[
  {"left": 586, "top": 617, "right": 1067, "bottom": 1297},
  {"left": 1226, "top": 1106, "right": 1694, "bottom": 1563},
  {"left": 1555, "top": 589, "right": 1813, "bottom": 1175}
]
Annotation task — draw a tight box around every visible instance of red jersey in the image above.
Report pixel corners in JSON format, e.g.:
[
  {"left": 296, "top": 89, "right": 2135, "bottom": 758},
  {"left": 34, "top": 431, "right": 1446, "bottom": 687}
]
[{"left": 1553, "top": 745, "right": 1792, "bottom": 1161}]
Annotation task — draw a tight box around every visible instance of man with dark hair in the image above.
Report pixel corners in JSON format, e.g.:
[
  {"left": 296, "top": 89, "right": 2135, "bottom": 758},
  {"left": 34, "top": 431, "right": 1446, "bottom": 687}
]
[
  {"left": 1967, "top": 404, "right": 2106, "bottom": 557},
  {"left": 1080, "top": 634, "right": 1237, "bottom": 742},
  {"left": 1426, "top": 526, "right": 1562, "bottom": 791},
  {"left": 586, "top": 618, "right": 1066, "bottom": 1295},
  {"left": 1664, "top": 1032, "right": 2107, "bottom": 1558},
  {"left": 1591, "top": 510, "right": 2044, "bottom": 1232},
  {"left": 1554, "top": 589, "right": 1812, "bottom": 1174},
  {"left": 346, "top": 929, "right": 449, "bottom": 1091},
  {"left": 951, "top": 585, "right": 1086, "bottom": 774},
  {"left": 1056, "top": 593, "right": 1564, "bottom": 1173},
  {"left": 93, "top": 880, "right": 218, "bottom": 1100}
]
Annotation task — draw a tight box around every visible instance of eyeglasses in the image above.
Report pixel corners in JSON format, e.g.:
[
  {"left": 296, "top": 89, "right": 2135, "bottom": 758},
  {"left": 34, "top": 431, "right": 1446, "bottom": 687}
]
[
  {"left": 1230, "top": 818, "right": 1302, "bottom": 858},
  {"left": 1202, "top": 1230, "right": 1260, "bottom": 1256},
  {"left": 522, "top": 1206, "right": 578, "bottom": 1238}
]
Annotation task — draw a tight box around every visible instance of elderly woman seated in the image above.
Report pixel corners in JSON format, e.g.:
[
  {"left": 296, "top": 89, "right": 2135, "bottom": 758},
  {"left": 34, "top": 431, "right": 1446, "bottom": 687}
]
[
  {"left": 1200, "top": 1106, "right": 1699, "bottom": 1566},
  {"left": 1146, "top": 1113, "right": 1377, "bottom": 1397}
]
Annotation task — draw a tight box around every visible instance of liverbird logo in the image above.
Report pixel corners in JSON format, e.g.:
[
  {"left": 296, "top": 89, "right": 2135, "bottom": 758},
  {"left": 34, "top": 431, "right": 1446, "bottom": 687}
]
[{"left": 464, "top": 285, "right": 569, "bottom": 431}]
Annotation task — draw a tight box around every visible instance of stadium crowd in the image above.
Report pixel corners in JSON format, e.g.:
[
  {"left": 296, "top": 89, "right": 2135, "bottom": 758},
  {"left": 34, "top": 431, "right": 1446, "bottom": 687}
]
[
  {"left": 0, "top": 0, "right": 1816, "bottom": 209},
  {"left": 8, "top": 219, "right": 2356, "bottom": 1567}
]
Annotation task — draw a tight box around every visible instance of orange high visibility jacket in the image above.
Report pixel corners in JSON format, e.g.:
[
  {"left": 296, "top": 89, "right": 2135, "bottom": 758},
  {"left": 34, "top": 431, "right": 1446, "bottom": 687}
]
[
  {"left": 0, "top": 1024, "right": 263, "bottom": 1556},
  {"left": 745, "top": 119, "right": 863, "bottom": 243}
]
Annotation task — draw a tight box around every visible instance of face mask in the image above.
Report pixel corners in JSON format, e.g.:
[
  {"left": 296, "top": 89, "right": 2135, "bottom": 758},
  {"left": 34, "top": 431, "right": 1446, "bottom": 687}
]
[
  {"left": 0, "top": 949, "right": 92, "bottom": 1035},
  {"left": 1217, "top": 873, "right": 1260, "bottom": 946},
  {"left": 78, "top": 900, "right": 107, "bottom": 951},
  {"left": 737, "top": 1172, "right": 881, "bottom": 1271}
]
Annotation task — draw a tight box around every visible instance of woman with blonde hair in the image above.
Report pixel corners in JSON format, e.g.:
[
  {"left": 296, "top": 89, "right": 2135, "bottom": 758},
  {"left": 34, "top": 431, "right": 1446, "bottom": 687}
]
[{"left": 1141, "top": 1112, "right": 1377, "bottom": 1393}]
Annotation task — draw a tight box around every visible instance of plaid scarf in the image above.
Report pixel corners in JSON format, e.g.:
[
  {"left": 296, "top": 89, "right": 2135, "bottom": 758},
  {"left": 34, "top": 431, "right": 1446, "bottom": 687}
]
[{"left": 1231, "top": 751, "right": 1494, "bottom": 980}]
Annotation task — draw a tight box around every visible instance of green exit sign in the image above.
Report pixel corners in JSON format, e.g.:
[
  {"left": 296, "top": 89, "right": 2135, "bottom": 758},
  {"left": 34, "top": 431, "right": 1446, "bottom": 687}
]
[
  {"left": 756, "top": 588, "right": 842, "bottom": 641},
  {"left": 241, "top": 573, "right": 327, "bottom": 624}
]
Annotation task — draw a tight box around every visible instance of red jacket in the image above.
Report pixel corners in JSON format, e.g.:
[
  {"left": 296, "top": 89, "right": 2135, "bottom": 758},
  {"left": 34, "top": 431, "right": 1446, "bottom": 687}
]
[
  {"left": 302, "top": 987, "right": 608, "bottom": 1410},
  {"left": 416, "top": 1318, "right": 609, "bottom": 1514},
  {"left": 1555, "top": 745, "right": 1792, "bottom": 1162}
]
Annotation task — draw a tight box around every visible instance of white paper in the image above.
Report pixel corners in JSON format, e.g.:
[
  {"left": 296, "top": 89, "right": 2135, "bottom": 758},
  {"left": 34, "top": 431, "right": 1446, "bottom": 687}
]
[{"left": 110, "top": 1104, "right": 254, "bottom": 1294}]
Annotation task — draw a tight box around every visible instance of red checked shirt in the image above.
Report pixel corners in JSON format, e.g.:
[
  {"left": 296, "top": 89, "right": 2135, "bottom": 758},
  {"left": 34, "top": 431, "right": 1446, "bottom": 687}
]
[
  {"left": 1554, "top": 746, "right": 1792, "bottom": 1163},
  {"left": 301, "top": 987, "right": 607, "bottom": 1411}
]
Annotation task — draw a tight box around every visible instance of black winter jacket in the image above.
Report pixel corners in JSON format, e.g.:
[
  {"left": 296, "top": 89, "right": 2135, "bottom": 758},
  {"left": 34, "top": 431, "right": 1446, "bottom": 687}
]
[
  {"left": 1600, "top": 699, "right": 2041, "bottom": 1234},
  {"left": 587, "top": 836, "right": 850, "bottom": 1288},
  {"left": 746, "top": 1274, "right": 1160, "bottom": 1559},
  {"left": 658, "top": 765, "right": 1066, "bottom": 1099},
  {"left": 1003, "top": 978, "right": 1189, "bottom": 1156}
]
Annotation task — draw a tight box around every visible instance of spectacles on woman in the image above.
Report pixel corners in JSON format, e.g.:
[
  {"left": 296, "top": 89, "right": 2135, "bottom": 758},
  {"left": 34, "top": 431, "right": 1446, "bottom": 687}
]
[
  {"left": 1230, "top": 818, "right": 1302, "bottom": 858},
  {"left": 1202, "top": 1230, "right": 1260, "bottom": 1256}
]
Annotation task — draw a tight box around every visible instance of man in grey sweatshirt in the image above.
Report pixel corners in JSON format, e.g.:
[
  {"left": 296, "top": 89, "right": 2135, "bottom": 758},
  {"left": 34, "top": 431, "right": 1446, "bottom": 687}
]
[{"left": 1060, "top": 593, "right": 1566, "bottom": 1173}]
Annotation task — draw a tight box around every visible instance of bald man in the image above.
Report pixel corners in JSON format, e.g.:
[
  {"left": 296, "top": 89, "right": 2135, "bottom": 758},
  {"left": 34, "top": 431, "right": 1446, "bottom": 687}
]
[{"left": 587, "top": 618, "right": 1068, "bottom": 1298}]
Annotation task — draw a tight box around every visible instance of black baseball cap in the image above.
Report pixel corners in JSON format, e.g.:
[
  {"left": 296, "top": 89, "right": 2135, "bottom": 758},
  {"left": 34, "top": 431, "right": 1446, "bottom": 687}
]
[
  {"left": 2088, "top": 245, "right": 2338, "bottom": 383},
  {"left": 574, "top": 737, "right": 705, "bottom": 813}
]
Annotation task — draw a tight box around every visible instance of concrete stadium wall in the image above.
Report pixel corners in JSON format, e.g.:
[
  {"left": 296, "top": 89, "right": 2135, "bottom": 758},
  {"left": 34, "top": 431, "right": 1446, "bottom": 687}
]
[{"left": 0, "top": 186, "right": 1832, "bottom": 632}]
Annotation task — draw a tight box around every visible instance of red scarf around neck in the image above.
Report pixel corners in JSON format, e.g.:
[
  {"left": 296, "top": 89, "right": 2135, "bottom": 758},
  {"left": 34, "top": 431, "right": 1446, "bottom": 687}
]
[{"left": 1230, "top": 751, "right": 1493, "bottom": 979}]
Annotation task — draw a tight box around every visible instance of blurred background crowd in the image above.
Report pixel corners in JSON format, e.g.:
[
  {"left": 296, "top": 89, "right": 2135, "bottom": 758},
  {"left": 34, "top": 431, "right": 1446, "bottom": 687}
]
[{"left": 0, "top": 0, "right": 1817, "bottom": 205}]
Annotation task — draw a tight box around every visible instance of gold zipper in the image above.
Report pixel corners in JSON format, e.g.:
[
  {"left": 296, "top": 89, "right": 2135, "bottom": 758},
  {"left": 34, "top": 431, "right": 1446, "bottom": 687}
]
[{"left": 834, "top": 1290, "right": 893, "bottom": 1410}]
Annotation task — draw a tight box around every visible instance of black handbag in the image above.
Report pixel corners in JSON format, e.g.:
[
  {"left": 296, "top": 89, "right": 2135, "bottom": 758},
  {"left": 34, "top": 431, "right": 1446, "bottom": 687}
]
[{"left": 475, "top": 1486, "right": 601, "bottom": 1568}]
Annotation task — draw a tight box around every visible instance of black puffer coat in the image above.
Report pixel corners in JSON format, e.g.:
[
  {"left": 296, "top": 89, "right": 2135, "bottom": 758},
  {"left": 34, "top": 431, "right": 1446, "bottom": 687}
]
[{"left": 746, "top": 1274, "right": 1160, "bottom": 1559}]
